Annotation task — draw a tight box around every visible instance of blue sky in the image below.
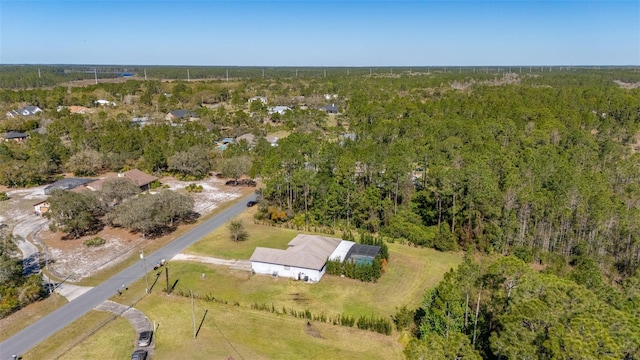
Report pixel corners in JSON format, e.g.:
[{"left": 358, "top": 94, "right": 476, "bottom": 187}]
[{"left": 1, "top": 1, "right": 638, "bottom": 66}]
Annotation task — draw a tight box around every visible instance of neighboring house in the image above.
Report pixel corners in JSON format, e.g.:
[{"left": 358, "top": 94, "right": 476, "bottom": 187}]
[
  {"left": 339, "top": 133, "right": 357, "bottom": 145},
  {"left": 265, "top": 135, "right": 279, "bottom": 147},
  {"left": 267, "top": 106, "right": 291, "bottom": 115},
  {"left": 131, "top": 116, "right": 149, "bottom": 126},
  {"left": 88, "top": 169, "right": 158, "bottom": 192},
  {"left": 68, "top": 106, "right": 94, "bottom": 114},
  {"left": 215, "top": 137, "right": 235, "bottom": 151},
  {"left": 33, "top": 200, "right": 50, "bottom": 216},
  {"left": 6, "top": 105, "right": 42, "bottom": 118},
  {"left": 120, "top": 169, "right": 158, "bottom": 191},
  {"left": 165, "top": 110, "right": 197, "bottom": 122},
  {"left": 319, "top": 104, "right": 339, "bottom": 114},
  {"left": 44, "top": 178, "right": 95, "bottom": 195},
  {"left": 250, "top": 234, "right": 356, "bottom": 282},
  {"left": 248, "top": 96, "right": 267, "bottom": 104},
  {"left": 235, "top": 133, "right": 256, "bottom": 145},
  {"left": 95, "top": 99, "right": 116, "bottom": 107},
  {"left": 2, "top": 131, "right": 28, "bottom": 142}
]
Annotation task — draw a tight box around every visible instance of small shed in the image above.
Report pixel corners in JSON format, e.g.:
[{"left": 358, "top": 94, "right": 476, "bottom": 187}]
[{"left": 33, "top": 200, "right": 50, "bottom": 216}]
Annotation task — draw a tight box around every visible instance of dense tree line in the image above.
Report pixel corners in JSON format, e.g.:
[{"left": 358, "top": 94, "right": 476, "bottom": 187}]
[
  {"left": 401, "top": 255, "right": 640, "bottom": 359},
  {"left": 250, "top": 74, "right": 640, "bottom": 276},
  {"left": 0, "top": 228, "right": 46, "bottom": 318}
]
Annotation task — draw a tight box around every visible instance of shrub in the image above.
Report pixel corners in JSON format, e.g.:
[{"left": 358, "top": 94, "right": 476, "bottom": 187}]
[
  {"left": 0, "top": 192, "right": 8, "bottom": 201},
  {"left": 83, "top": 237, "right": 106, "bottom": 247},
  {"left": 185, "top": 183, "right": 204, "bottom": 193}
]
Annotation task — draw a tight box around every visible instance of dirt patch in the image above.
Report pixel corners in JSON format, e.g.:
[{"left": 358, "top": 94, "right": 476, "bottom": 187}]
[
  {"left": 305, "top": 322, "right": 324, "bottom": 339},
  {"left": 614, "top": 80, "right": 640, "bottom": 90},
  {"left": 41, "top": 227, "right": 141, "bottom": 281}
]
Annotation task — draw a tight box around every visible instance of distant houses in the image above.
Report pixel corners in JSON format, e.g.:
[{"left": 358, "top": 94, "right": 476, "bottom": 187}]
[
  {"left": 267, "top": 106, "right": 291, "bottom": 115},
  {"left": 1, "top": 131, "right": 28, "bottom": 143},
  {"left": 248, "top": 96, "right": 267, "bottom": 104},
  {"left": 95, "top": 100, "right": 116, "bottom": 107},
  {"left": 319, "top": 104, "right": 339, "bottom": 114},
  {"left": 165, "top": 110, "right": 197, "bottom": 122},
  {"left": 57, "top": 105, "right": 94, "bottom": 114},
  {"left": 6, "top": 105, "right": 42, "bottom": 118}
]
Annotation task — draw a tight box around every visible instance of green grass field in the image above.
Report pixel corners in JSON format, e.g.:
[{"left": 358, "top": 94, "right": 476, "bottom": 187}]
[{"left": 24, "top": 216, "right": 462, "bottom": 359}]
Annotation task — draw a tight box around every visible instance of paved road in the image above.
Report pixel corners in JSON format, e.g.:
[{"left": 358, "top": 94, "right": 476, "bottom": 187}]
[{"left": 0, "top": 193, "right": 256, "bottom": 359}]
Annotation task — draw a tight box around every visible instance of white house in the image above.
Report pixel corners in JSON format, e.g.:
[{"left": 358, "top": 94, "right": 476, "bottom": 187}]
[
  {"left": 95, "top": 99, "right": 116, "bottom": 107},
  {"left": 267, "top": 106, "right": 291, "bottom": 115},
  {"left": 248, "top": 96, "right": 267, "bottom": 104},
  {"left": 250, "top": 234, "right": 355, "bottom": 282}
]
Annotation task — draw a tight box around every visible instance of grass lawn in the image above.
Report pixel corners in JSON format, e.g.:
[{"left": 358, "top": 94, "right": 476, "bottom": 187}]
[
  {"left": 0, "top": 293, "right": 67, "bottom": 342},
  {"left": 171, "top": 243, "right": 462, "bottom": 319},
  {"left": 23, "top": 310, "right": 119, "bottom": 359},
  {"left": 52, "top": 291, "right": 403, "bottom": 360}
]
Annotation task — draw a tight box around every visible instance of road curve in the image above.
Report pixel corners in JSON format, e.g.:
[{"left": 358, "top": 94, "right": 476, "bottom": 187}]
[{"left": 0, "top": 192, "right": 256, "bottom": 359}]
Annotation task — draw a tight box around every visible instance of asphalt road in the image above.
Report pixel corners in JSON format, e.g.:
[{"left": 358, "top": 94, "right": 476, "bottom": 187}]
[{"left": 0, "top": 192, "right": 256, "bottom": 359}]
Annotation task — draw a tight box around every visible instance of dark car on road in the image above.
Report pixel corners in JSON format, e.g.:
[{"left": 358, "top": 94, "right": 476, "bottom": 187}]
[
  {"left": 246, "top": 200, "right": 258, "bottom": 207},
  {"left": 131, "top": 349, "right": 147, "bottom": 360},
  {"left": 137, "top": 330, "right": 153, "bottom": 347}
]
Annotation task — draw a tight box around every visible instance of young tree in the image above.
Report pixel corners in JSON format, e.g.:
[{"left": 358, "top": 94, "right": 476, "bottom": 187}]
[
  {"left": 228, "top": 219, "right": 248, "bottom": 242},
  {"left": 220, "top": 156, "right": 252, "bottom": 183}
]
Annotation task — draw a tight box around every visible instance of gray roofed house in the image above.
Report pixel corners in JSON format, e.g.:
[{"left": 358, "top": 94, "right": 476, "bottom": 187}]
[
  {"left": 2, "top": 131, "right": 28, "bottom": 142},
  {"left": 319, "top": 104, "right": 339, "bottom": 114},
  {"left": 165, "top": 109, "right": 197, "bottom": 122},
  {"left": 251, "top": 235, "right": 342, "bottom": 270},
  {"left": 44, "top": 178, "right": 95, "bottom": 195},
  {"left": 6, "top": 105, "right": 42, "bottom": 118},
  {"left": 250, "top": 235, "right": 344, "bottom": 282}
]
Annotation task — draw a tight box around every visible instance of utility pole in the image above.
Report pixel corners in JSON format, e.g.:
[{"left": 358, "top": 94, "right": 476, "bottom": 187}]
[
  {"left": 262, "top": 68, "right": 264, "bottom": 78},
  {"left": 191, "top": 290, "right": 196, "bottom": 338},
  {"left": 165, "top": 266, "right": 170, "bottom": 293},
  {"left": 38, "top": 68, "right": 41, "bottom": 78},
  {"left": 144, "top": 69, "right": 147, "bottom": 80},
  {"left": 187, "top": 69, "right": 190, "bottom": 82},
  {"left": 140, "top": 249, "right": 149, "bottom": 293},
  {"left": 295, "top": 69, "right": 298, "bottom": 78},
  {"left": 94, "top": 68, "right": 98, "bottom": 85},
  {"left": 226, "top": 69, "right": 229, "bottom": 81}
]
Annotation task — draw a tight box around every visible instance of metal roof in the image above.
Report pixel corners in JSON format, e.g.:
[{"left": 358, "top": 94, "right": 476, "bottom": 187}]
[{"left": 44, "top": 178, "right": 94, "bottom": 195}]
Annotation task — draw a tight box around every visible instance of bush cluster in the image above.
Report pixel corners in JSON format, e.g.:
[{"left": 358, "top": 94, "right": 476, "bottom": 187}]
[{"left": 83, "top": 236, "right": 106, "bottom": 247}]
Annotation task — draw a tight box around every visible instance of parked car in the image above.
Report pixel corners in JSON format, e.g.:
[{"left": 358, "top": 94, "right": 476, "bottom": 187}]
[
  {"left": 246, "top": 200, "right": 258, "bottom": 207},
  {"left": 137, "top": 330, "right": 153, "bottom": 347},
  {"left": 131, "top": 349, "right": 147, "bottom": 360}
]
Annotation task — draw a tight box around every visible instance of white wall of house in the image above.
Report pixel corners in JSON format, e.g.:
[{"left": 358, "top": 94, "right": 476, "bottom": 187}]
[{"left": 251, "top": 262, "right": 324, "bottom": 282}]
